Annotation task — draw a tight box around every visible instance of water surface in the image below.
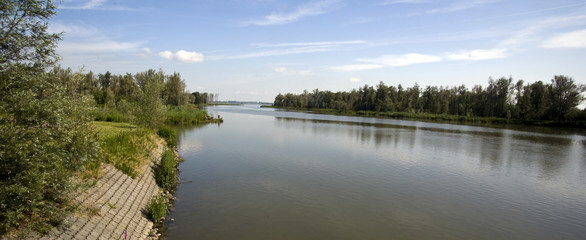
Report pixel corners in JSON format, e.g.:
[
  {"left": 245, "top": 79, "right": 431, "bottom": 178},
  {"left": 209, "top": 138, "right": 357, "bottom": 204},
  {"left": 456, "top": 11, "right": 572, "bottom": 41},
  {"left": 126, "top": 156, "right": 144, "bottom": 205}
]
[{"left": 166, "top": 105, "right": 586, "bottom": 239}]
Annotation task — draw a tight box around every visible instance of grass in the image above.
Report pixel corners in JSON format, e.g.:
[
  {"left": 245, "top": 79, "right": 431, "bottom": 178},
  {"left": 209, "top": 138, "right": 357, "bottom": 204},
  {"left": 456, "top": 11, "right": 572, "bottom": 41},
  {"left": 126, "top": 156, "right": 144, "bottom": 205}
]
[
  {"left": 157, "top": 125, "right": 178, "bottom": 148},
  {"left": 155, "top": 150, "right": 178, "bottom": 192},
  {"left": 91, "top": 108, "right": 128, "bottom": 123},
  {"left": 93, "top": 121, "right": 157, "bottom": 179}
]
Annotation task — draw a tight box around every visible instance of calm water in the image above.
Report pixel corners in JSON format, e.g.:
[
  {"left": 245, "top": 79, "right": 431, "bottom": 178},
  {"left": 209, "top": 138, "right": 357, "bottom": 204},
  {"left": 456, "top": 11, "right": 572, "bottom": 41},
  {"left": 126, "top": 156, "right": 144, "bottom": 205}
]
[{"left": 165, "top": 105, "right": 586, "bottom": 240}]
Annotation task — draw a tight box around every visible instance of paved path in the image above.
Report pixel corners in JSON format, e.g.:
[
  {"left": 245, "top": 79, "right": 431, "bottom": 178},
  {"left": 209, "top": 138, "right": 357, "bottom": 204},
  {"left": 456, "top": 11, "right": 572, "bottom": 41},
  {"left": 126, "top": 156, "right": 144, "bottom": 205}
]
[{"left": 39, "top": 143, "right": 164, "bottom": 240}]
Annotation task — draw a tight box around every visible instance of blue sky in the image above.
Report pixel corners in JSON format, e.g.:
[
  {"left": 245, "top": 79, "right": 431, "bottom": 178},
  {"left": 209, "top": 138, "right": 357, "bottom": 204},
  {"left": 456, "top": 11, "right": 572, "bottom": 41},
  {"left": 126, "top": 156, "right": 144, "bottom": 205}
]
[{"left": 51, "top": 0, "right": 586, "bottom": 102}]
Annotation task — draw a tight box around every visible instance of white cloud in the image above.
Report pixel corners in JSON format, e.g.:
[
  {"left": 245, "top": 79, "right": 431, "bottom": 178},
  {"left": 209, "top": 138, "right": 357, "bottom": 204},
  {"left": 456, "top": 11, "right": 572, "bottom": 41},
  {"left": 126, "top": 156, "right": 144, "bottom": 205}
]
[
  {"left": 330, "top": 64, "right": 384, "bottom": 71},
  {"left": 50, "top": 22, "right": 143, "bottom": 54},
  {"left": 445, "top": 48, "right": 507, "bottom": 60},
  {"left": 212, "top": 40, "right": 366, "bottom": 60},
  {"left": 273, "top": 67, "right": 313, "bottom": 75},
  {"left": 138, "top": 47, "right": 152, "bottom": 58},
  {"left": 158, "top": 50, "right": 204, "bottom": 63},
  {"left": 251, "top": 40, "right": 365, "bottom": 48},
  {"left": 213, "top": 46, "right": 330, "bottom": 60},
  {"left": 58, "top": 41, "right": 142, "bottom": 53},
  {"left": 274, "top": 67, "right": 288, "bottom": 73},
  {"left": 242, "top": 0, "right": 341, "bottom": 26},
  {"left": 349, "top": 77, "right": 361, "bottom": 83},
  {"left": 542, "top": 29, "right": 586, "bottom": 49},
  {"left": 158, "top": 51, "right": 173, "bottom": 59},
  {"left": 426, "top": 0, "right": 495, "bottom": 14},
  {"left": 499, "top": 15, "right": 586, "bottom": 48},
  {"left": 59, "top": 0, "right": 135, "bottom": 10},
  {"left": 381, "top": 0, "right": 427, "bottom": 5},
  {"left": 49, "top": 22, "right": 99, "bottom": 37},
  {"left": 358, "top": 53, "right": 442, "bottom": 66},
  {"left": 333, "top": 48, "right": 507, "bottom": 71}
]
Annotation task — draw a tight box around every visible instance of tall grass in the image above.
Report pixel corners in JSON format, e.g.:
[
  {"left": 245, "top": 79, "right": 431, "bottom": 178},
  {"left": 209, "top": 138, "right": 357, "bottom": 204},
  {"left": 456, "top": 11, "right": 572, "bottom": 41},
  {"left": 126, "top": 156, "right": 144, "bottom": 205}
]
[
  {"left": 146, "top": 193, "right": 168, "bottom": 222},
  {"left": 157, "top": 125, "right": 178, "bottom": 148},
  {"left": 155, "top": 150, "right": 178, "bottom": 191},
  {"left": 95, "top": 122, "right": 156, "bottom": 178}
]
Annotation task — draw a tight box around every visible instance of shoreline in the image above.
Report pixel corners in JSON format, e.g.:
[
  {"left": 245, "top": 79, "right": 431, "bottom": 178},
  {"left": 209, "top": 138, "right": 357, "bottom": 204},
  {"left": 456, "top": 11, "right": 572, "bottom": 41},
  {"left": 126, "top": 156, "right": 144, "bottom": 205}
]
[
  {"left": 29, "top": 142, "right": 166, "bottom": 240},
  {"left": 262, "top": 105, "right": 586, "bottom": 129}
]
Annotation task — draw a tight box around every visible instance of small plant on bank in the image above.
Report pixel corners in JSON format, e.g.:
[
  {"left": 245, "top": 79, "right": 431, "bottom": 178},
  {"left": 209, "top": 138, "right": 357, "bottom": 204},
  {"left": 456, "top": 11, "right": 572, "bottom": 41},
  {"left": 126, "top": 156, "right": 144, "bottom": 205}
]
[{"left": 146, "top": 193, "right": 168, "bottom": 222}]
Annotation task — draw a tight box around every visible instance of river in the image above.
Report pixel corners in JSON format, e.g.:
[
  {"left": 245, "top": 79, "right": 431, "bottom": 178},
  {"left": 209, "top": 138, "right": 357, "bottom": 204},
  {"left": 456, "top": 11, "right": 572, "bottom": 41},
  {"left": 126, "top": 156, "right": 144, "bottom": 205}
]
[{"left": 165, "top": 104, "right": 586, "bottom": 240}]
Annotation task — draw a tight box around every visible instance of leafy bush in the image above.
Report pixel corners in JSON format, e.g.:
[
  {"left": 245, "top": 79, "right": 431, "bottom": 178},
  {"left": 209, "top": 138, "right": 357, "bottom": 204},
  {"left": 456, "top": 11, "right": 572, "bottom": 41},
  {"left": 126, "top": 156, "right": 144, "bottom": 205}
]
[
  {"left": 155, "top": 150, "right": 178, "bottom": 191},
  {"left": 157, "top": 125, "right": 178, "bottom": 148},
  {"left": 146, "top": 193, "right": 168, "bottom": 222},
  {"left": 0, "top": 66, "right": 99, "bottom": 234},
  {"left": 165, "top": 105, "right": 209, "bottom": 124}
]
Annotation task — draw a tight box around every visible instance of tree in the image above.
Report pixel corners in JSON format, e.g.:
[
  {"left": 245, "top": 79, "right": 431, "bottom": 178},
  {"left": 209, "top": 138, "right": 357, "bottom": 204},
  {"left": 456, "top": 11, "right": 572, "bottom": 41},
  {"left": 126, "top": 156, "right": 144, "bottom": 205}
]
[
  {"left": 1, "top": 1, "right": 99, "bottom": 234},
  {"left": 547, "top": 75, "right": 586, "bottom": 121},
  {"left": 164, "top": 72, "right": 187, "bottom": 106},
  {"left": 0, "top": 0, "right": 61, "bottom": 69},
  {"left": 134, "top": 69, "right": 166, "bottom": 128}
]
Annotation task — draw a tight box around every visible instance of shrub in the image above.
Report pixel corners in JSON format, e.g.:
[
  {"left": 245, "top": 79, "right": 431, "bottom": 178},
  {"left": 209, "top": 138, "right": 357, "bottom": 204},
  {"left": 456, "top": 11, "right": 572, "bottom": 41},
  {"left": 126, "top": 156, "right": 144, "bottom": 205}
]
[
  {"left": 0, "top": 66, "right": 99, "bottom": 234},
  {"left": 166, "top": 105, "right": 205, "bottom": 124},
  {"left": 155, "top": 150, "right": 178, "bottom": 191},
  {"left": 146, "top": 193, "right": 168, "bottom": 222}
]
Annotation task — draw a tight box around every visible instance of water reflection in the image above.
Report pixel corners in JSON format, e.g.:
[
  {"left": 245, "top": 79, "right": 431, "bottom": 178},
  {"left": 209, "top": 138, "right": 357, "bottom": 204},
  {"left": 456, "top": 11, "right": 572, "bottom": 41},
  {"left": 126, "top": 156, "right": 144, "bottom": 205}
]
[{"left": 274, "top": 116, "right": 583, "bottom": 180}]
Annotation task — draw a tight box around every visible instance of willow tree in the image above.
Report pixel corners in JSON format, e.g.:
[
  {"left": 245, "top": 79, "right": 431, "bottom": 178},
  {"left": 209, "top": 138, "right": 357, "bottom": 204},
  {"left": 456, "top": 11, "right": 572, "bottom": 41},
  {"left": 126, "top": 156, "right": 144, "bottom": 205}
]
[{"left": 1, "top": 0, "right": 99, "bottom": 234}]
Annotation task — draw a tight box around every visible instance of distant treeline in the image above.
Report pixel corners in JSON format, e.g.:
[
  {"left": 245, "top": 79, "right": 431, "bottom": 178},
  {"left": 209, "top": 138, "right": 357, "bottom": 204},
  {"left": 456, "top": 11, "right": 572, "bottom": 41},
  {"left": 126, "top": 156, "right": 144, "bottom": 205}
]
[
  {"left": 273, "top": 76, "right": 586, "bottom": 122},
  {"left": 50, "top": 67, "right": 218, "bottom": 125}
]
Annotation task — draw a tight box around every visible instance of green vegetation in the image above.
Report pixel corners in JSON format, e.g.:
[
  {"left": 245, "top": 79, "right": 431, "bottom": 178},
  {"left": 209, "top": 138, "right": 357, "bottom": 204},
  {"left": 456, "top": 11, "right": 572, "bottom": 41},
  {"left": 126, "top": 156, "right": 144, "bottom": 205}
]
[
  {"left": 0, "top": 0, "right": 220, "bottom": 236},
  {"left": 99, "top": 127, "right": 156, "bottom": 179},
  {"left": 166, "top": 104, "right": 221, "bottom": 125},
  {"left": 155, "top": 150, "right": 179, "bottom": 192},
  {"left": 0, "top": 0, "right": 98, "bottom": 235},
  {"left": 158, "top": 125, "right": 178, "bottom": 148},
  {"left": 273, "top": 77, "right": 586, "bottom": 126},
  {"left": 146, "top": 193, "right": 168, "bottom": 223}
]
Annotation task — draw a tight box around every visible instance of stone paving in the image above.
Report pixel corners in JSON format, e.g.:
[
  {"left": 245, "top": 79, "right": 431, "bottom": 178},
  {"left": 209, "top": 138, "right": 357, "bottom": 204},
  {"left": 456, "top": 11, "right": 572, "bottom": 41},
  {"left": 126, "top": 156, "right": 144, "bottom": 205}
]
[{"left": 38, "top": 143, "right": 164, "bottom": 240}]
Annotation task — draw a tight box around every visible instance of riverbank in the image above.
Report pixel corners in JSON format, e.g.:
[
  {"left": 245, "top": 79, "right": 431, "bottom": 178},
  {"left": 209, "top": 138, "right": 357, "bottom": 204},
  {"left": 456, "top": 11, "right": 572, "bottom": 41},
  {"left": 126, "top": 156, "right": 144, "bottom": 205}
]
[
  {"left": 262, "top": 105, "right": 586, "bottom": 128},
  {"left": 23, "top": 141, "right": 166, "bottom": 240}
]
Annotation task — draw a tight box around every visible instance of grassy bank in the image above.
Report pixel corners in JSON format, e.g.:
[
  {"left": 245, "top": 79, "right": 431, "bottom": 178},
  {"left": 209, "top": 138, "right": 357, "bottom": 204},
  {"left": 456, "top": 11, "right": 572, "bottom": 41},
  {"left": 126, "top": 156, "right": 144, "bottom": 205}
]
[
  {"left": 94, "top": 121, "right": 181, "bottom": 225},
  {"left": 93, "top": 122, "right": 160, "bottom": 179}
]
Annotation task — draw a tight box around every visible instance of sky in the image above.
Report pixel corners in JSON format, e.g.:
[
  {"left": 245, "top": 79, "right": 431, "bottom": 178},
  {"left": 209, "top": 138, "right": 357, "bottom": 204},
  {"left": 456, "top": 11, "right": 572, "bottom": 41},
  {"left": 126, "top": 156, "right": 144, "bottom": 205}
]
[{"left": 50, "top": 0, "right": 586, "bottom": 102}]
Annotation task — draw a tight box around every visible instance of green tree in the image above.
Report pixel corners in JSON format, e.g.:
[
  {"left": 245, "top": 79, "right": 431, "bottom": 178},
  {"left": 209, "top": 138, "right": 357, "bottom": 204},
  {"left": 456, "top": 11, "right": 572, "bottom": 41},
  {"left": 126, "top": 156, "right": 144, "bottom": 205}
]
[
  {"left": 546, "top": 75, "right": 585, "bottom": 121},
  {"left": 165, "top": 72, "right": 187, "bottom": 106},
  {"left": 1, "top": 0, "right": 99, "bottom": 234},
  {"left": 134, "top": 69, "right": 166, "bottom": 128},
  {"left": 0, "top": 0, "right": 61, "bottom": 68}
]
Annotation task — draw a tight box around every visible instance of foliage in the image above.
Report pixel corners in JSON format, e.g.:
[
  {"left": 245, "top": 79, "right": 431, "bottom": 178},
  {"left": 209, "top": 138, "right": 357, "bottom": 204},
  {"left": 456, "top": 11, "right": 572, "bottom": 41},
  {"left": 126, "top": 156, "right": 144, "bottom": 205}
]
[
  {"left": 164, "top": 72, "right": 189, "bottom": 106},
  {"left": 133, "top": 70, "right": 167, "bottom": 129},
  {"left": 191, "top": 91, "right": 218, "bottom": 104},
  {"left": 157, "top": 125, "right": 178, "bottom": 148},
  {"left": 146, "top": 193, "right": 168, "bottom": 222},
  {"left": 155, "top": 150, "right": 178, "bottom": 192},
  {"left": 0, "top": 0, "right": 62, "bottom": 68},
  {"left": 165, "top": 104, "right": 210, "bottom": 125},
  {"left": 0, "top": 66, "right": 99, "bottom": 234},
  {"left": 273, "top": 76, "right": 586, "bottom": 122}
]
